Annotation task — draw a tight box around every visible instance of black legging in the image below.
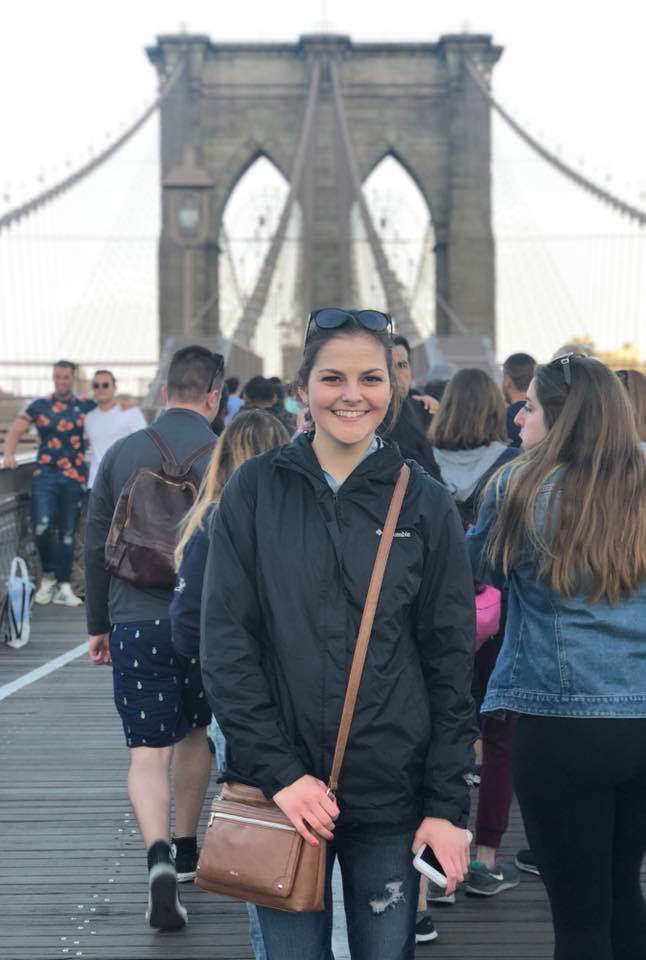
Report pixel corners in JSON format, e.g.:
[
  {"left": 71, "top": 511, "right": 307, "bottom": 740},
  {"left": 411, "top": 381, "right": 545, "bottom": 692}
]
[{"left": 513, "top": 715, "right": 646, "bottom": 960}]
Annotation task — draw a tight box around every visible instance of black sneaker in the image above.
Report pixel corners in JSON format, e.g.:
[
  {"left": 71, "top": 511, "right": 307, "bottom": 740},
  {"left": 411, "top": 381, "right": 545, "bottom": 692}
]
[
  {"left": 171, "top": 836, "right": 198, "bottom": 883},
  {"left": 145, "top": 841, "right": 188, "bottom": 930},
  {"left": 415, "top": 912, "right": 438, "bottom": 943},
  {"left": 515, "top": 849, "right": 540, "bottom": 876}
]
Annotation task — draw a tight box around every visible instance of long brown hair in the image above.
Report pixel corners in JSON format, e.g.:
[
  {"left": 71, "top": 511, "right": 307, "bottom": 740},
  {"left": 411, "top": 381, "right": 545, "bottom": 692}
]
[
  {"left": 174, "top": 409, "right": 290, "bottom": 567},
  {"left": 617, "top": 369, "right": 646, "bottom": 442},
  {"left": 430, "top": 368, "right": 507, "bottom": 450},
  {"left": 485, "top": 357, "right": 646, "bottom": 603}
]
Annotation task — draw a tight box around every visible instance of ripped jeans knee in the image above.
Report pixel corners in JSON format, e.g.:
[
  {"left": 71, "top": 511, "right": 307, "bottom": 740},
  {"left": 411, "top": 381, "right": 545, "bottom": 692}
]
[
  {"left": 369, "top": 880, "right": 406, "bottom": 915},
  {"left": 34, "top": 517, "right": 50, "bottom": 537}
]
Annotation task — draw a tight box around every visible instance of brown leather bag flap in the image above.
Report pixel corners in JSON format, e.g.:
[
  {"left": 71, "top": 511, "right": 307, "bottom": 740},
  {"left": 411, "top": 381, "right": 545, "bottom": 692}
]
[
  {"left": 219, "top": 782, "right": 272, "bottom": 807},
  {"left": 200, "top": 793, "right": 303, "bottom": 899}
]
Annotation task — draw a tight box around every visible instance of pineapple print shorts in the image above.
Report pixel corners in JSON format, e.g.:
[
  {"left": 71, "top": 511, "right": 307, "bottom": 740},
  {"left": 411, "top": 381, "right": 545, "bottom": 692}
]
[{"left": 110, "top": 619, "right": 212, "bottom": 748}]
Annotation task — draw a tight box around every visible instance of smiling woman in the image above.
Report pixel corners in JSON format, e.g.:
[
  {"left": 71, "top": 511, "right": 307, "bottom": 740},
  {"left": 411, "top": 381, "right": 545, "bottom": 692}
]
[
  {"left": 297, "top": 322, "right": 394, "bottom": 487},
  {"left": 292, "top": 311, "right": 404, "bottom": 486},
  {"left": 200, "top": 307, "right": 477, "bottom": 958}
]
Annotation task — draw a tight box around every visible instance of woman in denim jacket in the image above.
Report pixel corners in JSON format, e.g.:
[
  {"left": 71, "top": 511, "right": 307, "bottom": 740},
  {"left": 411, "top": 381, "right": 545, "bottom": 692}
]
[{"left": 467, "top": 354, "right": 646, "bottom": 960}]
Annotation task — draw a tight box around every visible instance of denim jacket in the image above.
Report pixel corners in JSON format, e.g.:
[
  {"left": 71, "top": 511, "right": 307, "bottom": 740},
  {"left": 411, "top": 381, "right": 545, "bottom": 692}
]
[{"left": 467, "top": 467, "right": 646, "bottom": 718}]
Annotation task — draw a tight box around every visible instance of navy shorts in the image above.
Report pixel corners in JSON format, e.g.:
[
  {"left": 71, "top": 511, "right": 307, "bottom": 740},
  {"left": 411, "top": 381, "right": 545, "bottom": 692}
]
[{"left": 110, "top": 619, "right": 211, "bottom": 748}]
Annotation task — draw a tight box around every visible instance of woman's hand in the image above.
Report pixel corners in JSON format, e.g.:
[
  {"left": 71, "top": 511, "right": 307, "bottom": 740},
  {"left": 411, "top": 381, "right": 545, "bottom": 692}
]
[
  {"left": 411, "top": 394, "right": 440, "bottom": 414},
  {"left": 412, "top": 817, "right": 471, "bottom": 895},
  {"left": 273, "top": 775, "right": 340, "bottom": 847}
]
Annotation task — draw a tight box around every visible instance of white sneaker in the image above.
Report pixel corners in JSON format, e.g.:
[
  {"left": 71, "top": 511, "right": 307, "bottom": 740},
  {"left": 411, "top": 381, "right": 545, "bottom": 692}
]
[
  {"left": 34, "top": 575, "right": 57, "bottom": 605},
  {"left": 52, "top": 582, "right": 83, "bottom": 607}
]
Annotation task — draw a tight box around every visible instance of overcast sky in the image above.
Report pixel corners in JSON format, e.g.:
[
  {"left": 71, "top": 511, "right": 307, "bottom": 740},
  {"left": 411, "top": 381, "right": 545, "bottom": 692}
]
[
  {"left": 2, "top": 0, "right": 646, "bottom": 375},
  {"left": 3, "top": 0, "right": 645, "bottom": 195}
]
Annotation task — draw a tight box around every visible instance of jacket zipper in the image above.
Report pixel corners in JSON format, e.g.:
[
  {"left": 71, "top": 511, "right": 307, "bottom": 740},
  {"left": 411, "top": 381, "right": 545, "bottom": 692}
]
[{"left": 208, "top": 811, "right": 295, "bottom": 831}]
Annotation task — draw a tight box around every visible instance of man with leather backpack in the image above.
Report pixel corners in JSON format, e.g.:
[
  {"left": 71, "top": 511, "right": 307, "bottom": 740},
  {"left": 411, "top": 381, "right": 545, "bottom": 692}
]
[{"left": 84, "top": 345, "right": 223, "bottom": 931}]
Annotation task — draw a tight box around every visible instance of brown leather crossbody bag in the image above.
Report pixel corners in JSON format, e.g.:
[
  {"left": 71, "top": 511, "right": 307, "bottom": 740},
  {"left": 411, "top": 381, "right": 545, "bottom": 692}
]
[{"left": 195, "top": 463, "right": 411, "bottom": 911}]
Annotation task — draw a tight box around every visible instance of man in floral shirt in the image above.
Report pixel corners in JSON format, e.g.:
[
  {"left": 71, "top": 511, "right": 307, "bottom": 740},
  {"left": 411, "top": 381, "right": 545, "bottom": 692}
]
[{"left": 2, "top": 360, "right": 95, "bottom": 606}]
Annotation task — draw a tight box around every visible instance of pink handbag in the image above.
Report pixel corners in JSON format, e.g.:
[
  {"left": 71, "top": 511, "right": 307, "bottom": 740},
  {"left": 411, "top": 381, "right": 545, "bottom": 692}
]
[{"left": 474, "top": 583, "right": 501, "bottom": 650}]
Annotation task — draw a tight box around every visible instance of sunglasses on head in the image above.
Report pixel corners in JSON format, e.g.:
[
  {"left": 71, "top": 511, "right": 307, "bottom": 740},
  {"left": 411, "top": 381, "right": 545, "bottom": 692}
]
[
  {"left": 207, "top": 353, "right": 225, "bottom": 393},
  {"left": 304, "top": 308, "right": 392, "bottom": 343},
  {"left": 616, "top": 369, "right": 629, "bottom": 389},
  {"left": 92, "top": 381, "right": 112, "bottom": 389},
  {"left": 547, "top": 352, "right": 587, "bottom": 387}
]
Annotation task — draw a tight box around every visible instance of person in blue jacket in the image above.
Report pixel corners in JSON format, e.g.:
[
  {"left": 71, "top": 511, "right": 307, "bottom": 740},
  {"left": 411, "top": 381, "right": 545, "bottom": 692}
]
[
  {"left": 171, "top": 408, "right": 290, "bottom": 960},
  {"left": 467, "top": 353, "right": 646, "bottom": 960}
]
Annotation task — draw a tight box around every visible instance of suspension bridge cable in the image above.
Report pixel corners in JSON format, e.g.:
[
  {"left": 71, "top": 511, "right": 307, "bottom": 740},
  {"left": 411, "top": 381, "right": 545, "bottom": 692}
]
[
  {"left": 0, "top": 60, "right": 185, "bottom": 234},
  {"left": 231, "top": 60, "right": 321, "bottom": 346},
  {"left": 330, "top": 60, "right": 424, "bottom": 344},
  {"left": 466, "top": 59, "right": 646, "bottom": 229}
]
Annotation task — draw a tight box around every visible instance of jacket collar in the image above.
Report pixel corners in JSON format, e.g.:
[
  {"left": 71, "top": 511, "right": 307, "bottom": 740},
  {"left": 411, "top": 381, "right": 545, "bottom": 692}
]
[
  {"left": 158, "top": 407, "right": 213, "bottom": 430},
  {"left": 274, "top": 432, "right": 404, "bottom": 495}
]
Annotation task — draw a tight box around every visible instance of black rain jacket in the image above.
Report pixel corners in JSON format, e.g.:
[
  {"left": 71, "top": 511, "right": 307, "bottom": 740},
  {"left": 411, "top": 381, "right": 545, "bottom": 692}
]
[{"left": 200, "top": 433, "right": 476, "bottom": 828}]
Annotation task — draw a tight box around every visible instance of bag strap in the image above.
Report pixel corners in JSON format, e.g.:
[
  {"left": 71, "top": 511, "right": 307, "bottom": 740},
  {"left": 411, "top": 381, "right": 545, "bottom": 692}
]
[
  {"left": 146, "top": 428, "right": 215, "bottom": 475},
  {"left": 146, "top": 428, "right": 178, "bottom": 468},
  {"left": 327, "top": 463, "right": 410, "bottom": 795},
  {"left": 177, "top": 439, "right": 217, "bottom": 473}
]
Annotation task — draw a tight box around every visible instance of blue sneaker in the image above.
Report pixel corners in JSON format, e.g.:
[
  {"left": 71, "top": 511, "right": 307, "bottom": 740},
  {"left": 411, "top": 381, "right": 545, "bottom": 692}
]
[{"left": 463, "top": 860, "right": 520, "bottom": 896}]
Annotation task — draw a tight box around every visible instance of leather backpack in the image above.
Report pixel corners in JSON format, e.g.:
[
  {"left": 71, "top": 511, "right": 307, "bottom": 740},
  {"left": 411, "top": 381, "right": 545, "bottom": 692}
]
[{"left": 104, "top": 427, "right": 215, "bottom": 590}]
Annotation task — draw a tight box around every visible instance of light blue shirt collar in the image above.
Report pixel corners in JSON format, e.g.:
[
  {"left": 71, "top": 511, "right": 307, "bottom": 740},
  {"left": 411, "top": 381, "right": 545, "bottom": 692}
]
[{"left": 322, "top": 436, "right": 383, "bottom": 494}]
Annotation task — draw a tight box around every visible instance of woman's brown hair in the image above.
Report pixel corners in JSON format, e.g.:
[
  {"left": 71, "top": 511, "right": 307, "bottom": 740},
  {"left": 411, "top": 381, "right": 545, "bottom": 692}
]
[
  {"left": 485, "top": 357, "right": 646, "bottom": 603},
  {"left": 175, "top": 409, "right": 290, "bottom": 567},
  {"left": 617, "top": 369, "right": 646, "bottom": 442},
  {"left": 430, "top": 368, "right": 507, "bottom": 450}
]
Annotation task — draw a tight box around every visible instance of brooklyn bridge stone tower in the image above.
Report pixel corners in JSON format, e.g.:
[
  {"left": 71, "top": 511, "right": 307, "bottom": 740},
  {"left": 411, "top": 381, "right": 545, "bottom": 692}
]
[{"left": 147, "top": 32, "right": 502, "bottom": 372}]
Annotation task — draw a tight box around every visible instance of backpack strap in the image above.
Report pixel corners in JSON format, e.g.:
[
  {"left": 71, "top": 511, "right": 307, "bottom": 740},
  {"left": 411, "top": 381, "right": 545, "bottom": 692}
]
[
  {"left": 147, "top": 426, "right": 215, "bottom": 478},
  {"left": 146, "top": 427, "right": 179, "bottom": 469},
  {"left": 177, "top": 438, "right": 217, "bottom": 474}
]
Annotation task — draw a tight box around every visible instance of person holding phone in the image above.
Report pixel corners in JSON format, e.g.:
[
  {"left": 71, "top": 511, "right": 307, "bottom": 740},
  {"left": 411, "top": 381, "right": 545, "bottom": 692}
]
[
  {"left": 200, "top": 309, "right": 476, "bottom": 958},
  {"left": 467, "top": 354, "right": 646, "bottom": 960}
]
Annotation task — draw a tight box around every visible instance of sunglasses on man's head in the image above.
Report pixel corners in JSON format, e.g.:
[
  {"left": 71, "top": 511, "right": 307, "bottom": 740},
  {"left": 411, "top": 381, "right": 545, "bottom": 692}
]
[
  {"left": 207, "top": 353, "right": 225, "bottom": 393},
  {"left": 547, "top": 352, "right": 587, "bottom": 387},
  {"left": 304, "top": 308, "right": 392, "bottom": 343},
  {"left": 92, "top": 381, "right": 112, "bottom": 389}
]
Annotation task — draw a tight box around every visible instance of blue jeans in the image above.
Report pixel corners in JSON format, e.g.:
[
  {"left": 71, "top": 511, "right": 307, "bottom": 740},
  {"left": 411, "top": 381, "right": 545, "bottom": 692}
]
[
  {"left": 31, "top": 468, "right": 83, "bottom": 582},
  {"left": 209, "top": 716, "right": 227, "bottom": 770},
  {"left": 256, "top": 825, "right": 418, "bottom": 960},
  {"left": 246, "top": 903, "right": 267, "bottom": 960}
]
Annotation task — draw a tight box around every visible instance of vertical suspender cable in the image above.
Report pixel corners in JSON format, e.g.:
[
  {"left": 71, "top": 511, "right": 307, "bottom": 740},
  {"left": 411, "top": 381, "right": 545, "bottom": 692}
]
[
  {"left": 329, "top": 60, "right": 421, "bottom": 343},
  {"left": 231, "top": 61, "right": 321, "bottom": 346}
]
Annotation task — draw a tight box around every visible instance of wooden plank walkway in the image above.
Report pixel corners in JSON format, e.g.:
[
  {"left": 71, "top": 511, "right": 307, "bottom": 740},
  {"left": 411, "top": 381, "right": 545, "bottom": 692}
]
[{"left": 2, "top": 604, "right": 631, "bottom": 959}]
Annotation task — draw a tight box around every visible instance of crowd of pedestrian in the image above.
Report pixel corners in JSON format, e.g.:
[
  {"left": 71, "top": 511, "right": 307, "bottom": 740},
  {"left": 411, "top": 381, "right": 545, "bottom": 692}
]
[{"left": 2, "top": 319, "right": 646, "bottom": 960}]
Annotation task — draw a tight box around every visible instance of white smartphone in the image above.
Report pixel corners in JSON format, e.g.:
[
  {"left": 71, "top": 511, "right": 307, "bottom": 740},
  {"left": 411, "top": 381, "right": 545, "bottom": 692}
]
[
  {"left": 413, "top": 830, "right": 472, "bottom": 887},
  {"left": 413, "top": 844, "right": 448, "bottom": 886}
]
